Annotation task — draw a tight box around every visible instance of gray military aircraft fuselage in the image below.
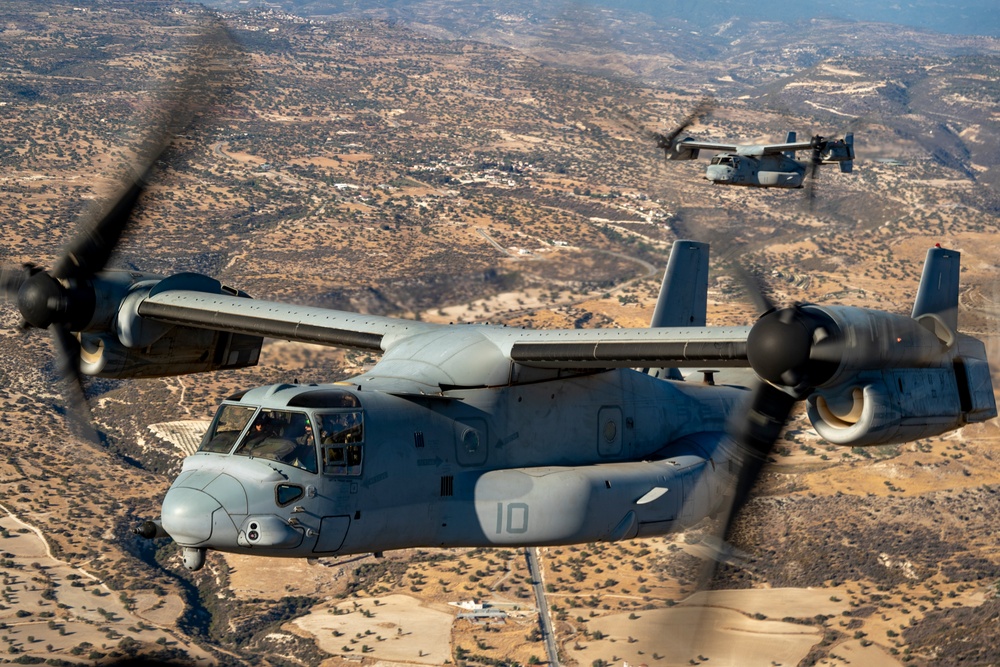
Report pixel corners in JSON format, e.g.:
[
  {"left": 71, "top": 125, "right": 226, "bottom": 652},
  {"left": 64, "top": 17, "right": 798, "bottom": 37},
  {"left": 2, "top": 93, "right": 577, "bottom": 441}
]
[{"left": 162, "top": 367, "right": 744, "bottom": 570}]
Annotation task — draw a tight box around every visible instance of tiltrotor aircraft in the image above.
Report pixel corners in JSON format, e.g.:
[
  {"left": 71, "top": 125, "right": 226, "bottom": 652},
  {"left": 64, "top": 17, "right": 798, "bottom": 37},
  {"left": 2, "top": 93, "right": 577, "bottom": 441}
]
[
  {"left": 657, "top": 129, "right": 855, "bottom": 188},
  {"left": 1, "top": 172, "right": 994, "bottom": 572},
  {"left": 645, "top": 100, "right": 856, "bottom": 190}
]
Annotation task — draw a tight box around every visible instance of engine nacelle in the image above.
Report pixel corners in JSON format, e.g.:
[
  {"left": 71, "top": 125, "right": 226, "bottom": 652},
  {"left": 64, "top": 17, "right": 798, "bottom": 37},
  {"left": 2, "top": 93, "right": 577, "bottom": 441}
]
[
  {"left": 80, "top": 327, "right": 262, "bottom": 378},
  {"left": 807, "top": 338, "right": 995, "bottom": 447},
  {"left": 665, "top": 138, "right": 700, "bottom": 161},
  {"left": 808, "top": 370, "right": 959, "bottom": 447},
  {"left": 748, "top": 303, "right": 966, "bottom": 393},
  {"left": 819, "top": 136, "right": 854, "bottom": 163}
]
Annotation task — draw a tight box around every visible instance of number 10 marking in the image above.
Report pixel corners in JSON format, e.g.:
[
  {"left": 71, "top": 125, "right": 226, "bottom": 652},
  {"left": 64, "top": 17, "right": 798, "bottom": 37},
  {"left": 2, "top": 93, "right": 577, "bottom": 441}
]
[{"left": 496, "top": 502, "right": 529, "bottom": 534}]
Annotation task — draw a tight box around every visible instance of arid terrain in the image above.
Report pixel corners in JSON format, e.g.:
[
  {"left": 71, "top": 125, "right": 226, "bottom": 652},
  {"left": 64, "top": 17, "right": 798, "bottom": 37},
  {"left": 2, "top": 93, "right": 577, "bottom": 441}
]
[{"left": 0, "top": 1, "right": 999, "bottom": 665}]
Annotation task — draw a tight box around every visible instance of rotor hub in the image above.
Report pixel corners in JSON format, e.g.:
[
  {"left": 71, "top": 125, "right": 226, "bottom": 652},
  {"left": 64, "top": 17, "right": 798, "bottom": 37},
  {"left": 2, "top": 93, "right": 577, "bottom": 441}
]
[
  {"left": 17, "top": 272, "right": 67, "bottom": 329},
  {"left": 16, "top": 271, "right": 95, "bottom": 330},
  {"left": 747, "top": 306, "right": 840, "bottom": 390}
]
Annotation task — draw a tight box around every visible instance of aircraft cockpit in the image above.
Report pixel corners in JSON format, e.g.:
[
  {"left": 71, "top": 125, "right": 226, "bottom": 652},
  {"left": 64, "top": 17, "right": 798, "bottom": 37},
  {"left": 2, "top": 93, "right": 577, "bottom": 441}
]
[
  {"left": 196, "top": 387, "right": 366, "bottom": 477},
  {"left": 233, "top": 409, "right": 318, "bottom": 473},
  {"left": 710, "top": 155, "right": 736, "bottom": 167}
]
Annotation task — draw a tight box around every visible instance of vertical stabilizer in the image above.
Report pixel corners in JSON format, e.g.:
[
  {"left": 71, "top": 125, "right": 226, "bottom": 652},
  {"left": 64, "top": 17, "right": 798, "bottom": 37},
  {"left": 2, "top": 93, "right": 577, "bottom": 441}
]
[
  {"left": 783, "top": 131, "right": 796, "bottom": 159},
  {"left": 648, "top": 241, "right": 709, "bottom": 380},
  {"left": 911, "top": 245, "right": 960, "bottom": 336},
  {"left": 840, "top": 133, "right": 854, "bottom": 173},
  {"left": 650, "top": 240, "right": 709, "bottom": 328}
]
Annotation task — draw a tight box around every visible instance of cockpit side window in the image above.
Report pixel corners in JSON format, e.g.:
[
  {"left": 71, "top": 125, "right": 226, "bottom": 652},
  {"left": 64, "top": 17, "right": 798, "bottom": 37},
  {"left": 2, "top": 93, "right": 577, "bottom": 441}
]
[
  {"left": 199, "top": 404, "right": 257, "bottom": 454},
  {"left": 318, "top": 411, "right": 364, "bottom": 476},
  {"left": 233, "top": 409, "right": 318, "bottom": 473}
]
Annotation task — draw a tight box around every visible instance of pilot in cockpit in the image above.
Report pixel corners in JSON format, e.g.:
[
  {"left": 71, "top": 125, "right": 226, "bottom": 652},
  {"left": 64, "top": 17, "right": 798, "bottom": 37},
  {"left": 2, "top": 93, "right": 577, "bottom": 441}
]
[
  {"left": 289, "top": 420, "right": 318, "bottom": 472},
  {"left": 245, "top": 418, "right": 275, "bottom": 448}
]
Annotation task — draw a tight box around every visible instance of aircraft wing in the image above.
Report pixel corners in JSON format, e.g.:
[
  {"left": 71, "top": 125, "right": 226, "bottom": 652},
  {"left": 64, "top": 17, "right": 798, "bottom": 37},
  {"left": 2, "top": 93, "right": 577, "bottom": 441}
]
[
  {"left": 504, "top": 327, "right": 750, "bottom": 369},
  {"left": 137, "top": 289, "right": 442, "bottom": 352},
  {"left": 680, "top": 140, "right": 816, "bottom": 157},
  {"left": 674, "top": 140, "right": 741, "bottom": 154},
  {"left": 751, "top": 141, "right": 814, "bottom": 155},
  {"left": 138, "top": 288, "right": 751, "bottom": 369}
]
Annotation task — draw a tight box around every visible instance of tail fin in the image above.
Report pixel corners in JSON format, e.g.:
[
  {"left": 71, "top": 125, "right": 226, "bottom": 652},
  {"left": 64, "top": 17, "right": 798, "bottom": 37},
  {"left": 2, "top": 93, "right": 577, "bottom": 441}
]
[
  {"left": 912, "top": 245, "right": 996, "bottom": 423},
  {"left": 840, "top": 133, "right": 854, "bottom": 173},
  {"left": 783, "top": 131, "right": 796, "bottom": 159},
  {"left": 911, "top": 245, "right": 960, "bottom": 343},
  {"left": 651, "top": 240, "right": 709, "bottom": 328},
  {"left": 648, "top": 240, "right": 709, "bottom": 380}
]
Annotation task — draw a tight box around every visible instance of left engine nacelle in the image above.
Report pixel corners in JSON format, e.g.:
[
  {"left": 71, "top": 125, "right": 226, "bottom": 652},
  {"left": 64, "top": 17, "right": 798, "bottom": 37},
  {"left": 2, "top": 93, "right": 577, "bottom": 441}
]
[
  {"left": 806, "top": 336, "right": 995, "bottom": 447},
  {"left": 665, "top": 138, "right": 701, "bottom": 161}
]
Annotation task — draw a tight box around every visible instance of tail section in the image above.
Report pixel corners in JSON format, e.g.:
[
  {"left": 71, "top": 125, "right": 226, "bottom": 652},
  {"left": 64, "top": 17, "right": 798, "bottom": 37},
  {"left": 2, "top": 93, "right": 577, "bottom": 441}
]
[
  {"left": 651, "top": 240, "right": 709, "bottom": 328},
  {"left": 840, "top": 133, "right": 854, "bottom": 173},
  {"left": 910, "top": 245, "right": 996, "bottom": 423}
]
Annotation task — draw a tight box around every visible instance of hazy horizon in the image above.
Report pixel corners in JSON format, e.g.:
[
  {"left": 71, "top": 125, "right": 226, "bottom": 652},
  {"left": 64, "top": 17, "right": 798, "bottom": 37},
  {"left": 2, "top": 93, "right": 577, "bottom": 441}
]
[{"left": 199, "top": 0, "right": 1000, "bottom": 37}]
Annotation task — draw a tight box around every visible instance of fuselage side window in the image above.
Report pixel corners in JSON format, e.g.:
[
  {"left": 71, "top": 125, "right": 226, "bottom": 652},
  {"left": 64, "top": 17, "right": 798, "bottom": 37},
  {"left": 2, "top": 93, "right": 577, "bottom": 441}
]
[
  {"left": 233, "top": 409, "right": 318, "bottom": 474},
  {"left": 199, "top": 404, "right": 257, "bottom": 454},
  {"left": 318, "top": 411, "right": 364, "bottom": 476}
]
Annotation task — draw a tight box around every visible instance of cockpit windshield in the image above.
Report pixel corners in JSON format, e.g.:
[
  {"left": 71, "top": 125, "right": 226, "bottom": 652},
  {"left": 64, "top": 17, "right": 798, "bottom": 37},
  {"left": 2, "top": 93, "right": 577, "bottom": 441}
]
[
  {"left": 710, "top": 155, "right": 735, "bottom": 166},
  {"left": 233, "top": 409, "right": 319, "bottom": 473},
  {"left": 199, "top": 404, "right": 256, "bottom": 454}
]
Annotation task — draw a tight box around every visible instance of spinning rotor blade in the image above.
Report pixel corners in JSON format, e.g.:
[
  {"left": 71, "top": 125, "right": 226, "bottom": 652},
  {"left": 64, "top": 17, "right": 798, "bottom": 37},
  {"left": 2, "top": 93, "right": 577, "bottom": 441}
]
[
  {"left": 730, "top": 263, "right": 775, "bottom": 316},
  {"left": 668, "top": 241, "right": 839, "bottom": 660},
  {"left": 50, "top": 174, "right": 151, "bottom": 284},
  {"left": 670, "top": 376, "right": 800, "bottom": 663},
  {"left": 3, "top": 17, "right": 240, "bottom": 443},
  {"left": 729, "top": 381, "right": 798, "bottom": 502},
  {"left": 52, "top": 20, "right": 237, "bottom": 285},
  {"left": 0, "top": 264, "right": 35, "bottom": 311},
  {"left": 649, "top": 97, "right": 714, "bottom": 156},
  {"left": 50, "top": 323, "right": 101, "bottom": 445}
]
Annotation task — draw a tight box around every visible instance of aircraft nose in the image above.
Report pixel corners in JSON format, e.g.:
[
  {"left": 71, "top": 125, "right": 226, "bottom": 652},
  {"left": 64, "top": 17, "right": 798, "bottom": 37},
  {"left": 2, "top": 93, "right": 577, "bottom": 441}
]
[
  {"left": 160, "top": 470, "right": 248, "bottom": 547},
  {"left": 161, "top": 487, "right": 222, "bottom": 545},
  {"left": 706, "top": 165, "right": 731, "bottom": 182}
]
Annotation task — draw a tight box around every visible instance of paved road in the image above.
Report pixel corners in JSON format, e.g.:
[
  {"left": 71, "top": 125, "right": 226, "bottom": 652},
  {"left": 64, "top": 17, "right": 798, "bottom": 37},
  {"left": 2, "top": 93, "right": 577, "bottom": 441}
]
[{"left": 525, "top": 547, "right": 560, "bottom": 666}]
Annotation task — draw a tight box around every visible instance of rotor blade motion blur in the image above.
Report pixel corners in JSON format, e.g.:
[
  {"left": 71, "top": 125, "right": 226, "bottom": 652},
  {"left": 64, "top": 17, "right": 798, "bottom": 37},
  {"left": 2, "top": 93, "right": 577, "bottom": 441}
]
[
  {"left": 4, "top": 17, "right": 242, "bottom": 443},
  {"left": 651, "top": 97, "right": 715, "bottom": 158}
]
